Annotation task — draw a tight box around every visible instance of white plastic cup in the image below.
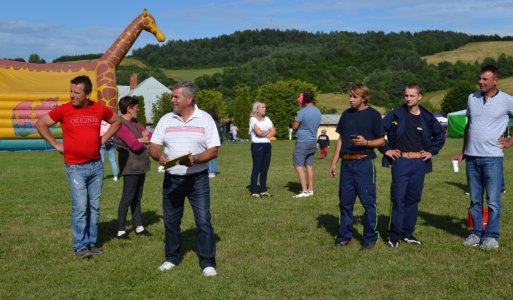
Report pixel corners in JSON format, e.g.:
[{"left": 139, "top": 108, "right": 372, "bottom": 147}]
[{"left": 452, "top": 160, "right": 459, "bottom": 173}]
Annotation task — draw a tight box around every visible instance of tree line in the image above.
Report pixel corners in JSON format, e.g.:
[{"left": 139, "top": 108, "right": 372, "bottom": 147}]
[{"left": 131, "top": 29, "right": 513, "bottom": 110}]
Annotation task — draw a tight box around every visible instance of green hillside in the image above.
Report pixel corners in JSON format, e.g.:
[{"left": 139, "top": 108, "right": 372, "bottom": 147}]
[
  {"left": 161, "top": 67, "right": 224, "bottom": 82},
  {"left": 423, "top": 41, "right": 513, "bottom": 65},
  {"left": 317, "top": 93, "right": 386, "bottom": 115}
]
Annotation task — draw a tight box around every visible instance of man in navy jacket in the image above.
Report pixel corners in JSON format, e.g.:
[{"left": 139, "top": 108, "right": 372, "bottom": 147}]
[{"left": 380, "top": 83, "right": 445, "bottom": 247}]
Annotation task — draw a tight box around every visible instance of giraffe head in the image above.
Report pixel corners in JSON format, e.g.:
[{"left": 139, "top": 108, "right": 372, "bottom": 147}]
[{"left": 141, "top": 9, "right": 165, "bottom": 42}]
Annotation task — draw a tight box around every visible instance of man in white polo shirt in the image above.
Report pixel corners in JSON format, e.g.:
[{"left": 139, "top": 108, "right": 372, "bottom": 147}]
[
  {"left": 452, "top": 65, "right": 513, "bottom": 250},
  {"left": 149, "top": 81, "right": 220, "bottom": 276}
]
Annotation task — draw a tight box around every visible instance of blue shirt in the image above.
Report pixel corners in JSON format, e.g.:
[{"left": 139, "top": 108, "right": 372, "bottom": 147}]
[
  {"left": 466, "top": 91, "right": 513, "bottom": 157},
  {"left": 295, "top": 105, "right": 321, "bottom": 141}
]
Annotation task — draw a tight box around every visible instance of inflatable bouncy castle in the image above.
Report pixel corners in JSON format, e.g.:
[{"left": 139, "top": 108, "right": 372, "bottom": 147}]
[{"left": 0, "top": 9, "right": 165, "bottom": 151}]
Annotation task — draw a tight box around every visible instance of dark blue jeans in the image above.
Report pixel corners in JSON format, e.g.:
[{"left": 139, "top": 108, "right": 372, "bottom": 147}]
[
  {"left": 336, "top": 158, "right": 378, "bottom": 245},
  {"left": 162, "top": 170, "right": 216, "bottom": 269},
  {"left": 389, "top": 157, "right": 426, "bottom": 241},
  {"left": 250, "top": 143, "right": 272, "bottom": 193}
]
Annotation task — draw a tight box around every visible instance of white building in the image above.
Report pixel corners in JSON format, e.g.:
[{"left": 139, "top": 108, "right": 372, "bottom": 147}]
[{"left": 117, "top": 74, "right": 171, "bottom": 124}]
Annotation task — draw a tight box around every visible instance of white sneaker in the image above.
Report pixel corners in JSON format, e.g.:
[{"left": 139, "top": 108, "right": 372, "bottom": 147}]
[
  {"left": 202, "top": 266, "right": 217, "bottom": 277},
  {"left": 293, "top": 191, "right": 311, "bottom": 198},
  {"left": 113, "top": 176, "right": 118, "bottom": 182},
  {"left": 158, "top": 261, "right": 176, "bottom": 271},
  {"left": 208, "top": 173, "right": 216, "bottom": 178},
  {"left": 307, "top": 191, "right": 314, "bottom": 196}
]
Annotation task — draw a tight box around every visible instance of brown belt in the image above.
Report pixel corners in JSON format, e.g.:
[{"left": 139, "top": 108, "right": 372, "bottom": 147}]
[
  {"left": 401, "top": 152, "right": 422, "bottom": 159},
  {"left": 342, "top": 154, "right": 368, "bottom": 160}
]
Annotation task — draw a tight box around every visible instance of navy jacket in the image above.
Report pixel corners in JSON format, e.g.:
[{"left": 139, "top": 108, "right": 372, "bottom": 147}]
[{"left": 380, "top": 105, "right": 445, "bottom": 173}]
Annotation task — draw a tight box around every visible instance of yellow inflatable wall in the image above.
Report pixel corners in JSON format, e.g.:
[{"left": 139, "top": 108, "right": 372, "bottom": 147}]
[{"left": 0, "top": 9, "right": 164, "bottom": 151}]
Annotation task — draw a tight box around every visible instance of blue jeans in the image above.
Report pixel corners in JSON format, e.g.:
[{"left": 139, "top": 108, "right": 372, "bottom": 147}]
[
  {"left": 466, "top": 156, "right": 503, "bottom": 239},
  {"left": 100, "top": 144, "right": 118, "bottom": 177},
  {"left": 336, "top": 158, "right": 378, "bottom": 245},
  {"left": 65, "top": 160, "right": 104, "bottom": 251},
  {"left": 250, "top": 143, "right": 272, "bottom": 193},
  {"left": 162, "top": 171, "right": 216, "bottom": 269},
  {"left": 208, "top": 158, "right": 218, "bottom": 174},
  {"left": 389, "top": 157, "right": 426, "bottom": 241}
]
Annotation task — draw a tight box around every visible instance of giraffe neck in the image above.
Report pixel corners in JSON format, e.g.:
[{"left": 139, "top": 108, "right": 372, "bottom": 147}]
[{"left": 100, "top": 15, "right": 144, "bottom": 67}]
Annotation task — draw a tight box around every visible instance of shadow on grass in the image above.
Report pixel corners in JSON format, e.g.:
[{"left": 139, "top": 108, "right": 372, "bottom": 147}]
[
  {"left": 316, "top": 213, "right": 365, "bottom": 243},
  {"left": 445, "top": 181, "right": 468, "bottom": 194},
  {"left": 179, "top": 228, "right": 221, "bottom": 263},
  {"left": 97, "top": 210, "right": 161, "bottom": 246},
  {"left": 286, "top": 181, "right": 302, "bottom": 194},
  {"left": 418, "top": 210, "right": 468, "bottom": 238}
]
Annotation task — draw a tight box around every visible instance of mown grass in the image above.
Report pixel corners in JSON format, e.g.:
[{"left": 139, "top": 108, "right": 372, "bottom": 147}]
[
  {"left": 2, "top": 138, "right": 513, "bottom": 298},
  {"left": 423, "top": 41, "right": 513, "bottom": 65},
  {"left": 161, "top": 67, "right": 224, "bottom": 82},
  {"left": 317, "top": 93, "right": 387, "bottom": 114}
]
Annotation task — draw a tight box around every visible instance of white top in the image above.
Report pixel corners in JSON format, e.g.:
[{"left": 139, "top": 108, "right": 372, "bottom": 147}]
[
  {"left": 249, "top": 116, "right": 273, "bottom": 143},
  {"left": 151, "top": 105, "right": 221, "bottom": 175}
]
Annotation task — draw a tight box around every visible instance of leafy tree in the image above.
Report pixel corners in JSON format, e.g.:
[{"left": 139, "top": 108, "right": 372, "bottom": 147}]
[
  {"left": 151, "top": 92, "right": 172, "bottom": 125},
  {"left": 257, "top": 80, "right": 317, "bottom": 139},
  {"left": 233, "top": 86, "right": 253, "bottom": 139},
  {"left": 195, "top": 89, "right": 227, "bottom": 120},
  {"left": 28, "top": 53, "right": 45, "bottom": 64},
  {"left": 441, "top": 81, "right": 475, "bottom": 115},
  {"left": 132, "top": 95, "right": 147, "bottom": 125}
]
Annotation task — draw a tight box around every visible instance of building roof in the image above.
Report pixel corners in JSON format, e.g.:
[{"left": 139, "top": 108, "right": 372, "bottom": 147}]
[
  {"left": 117, "top": 76, "right": 171, "bottom": 123},
  {"left": 321, "top": 114, "right": 341, "bottom": 125}
]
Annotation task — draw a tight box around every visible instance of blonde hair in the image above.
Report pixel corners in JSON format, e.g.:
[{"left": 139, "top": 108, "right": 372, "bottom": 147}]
[
  {"left": 350, "top": 84, "right": 370, "bottom": 103},
  {"left": 250, "top": 101, "right": 265, "bottom": 118}
]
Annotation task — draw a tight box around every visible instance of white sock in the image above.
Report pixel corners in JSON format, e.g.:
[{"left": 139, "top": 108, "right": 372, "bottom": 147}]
[
  {"left": 136, "top": 226, "right": 144, "bottom": 233},
  {"left": 117, "top": 230, "right": 126, "bottom": 237}
]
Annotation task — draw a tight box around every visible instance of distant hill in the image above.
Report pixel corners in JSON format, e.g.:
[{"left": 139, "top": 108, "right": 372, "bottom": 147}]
[{"left": 423, "top": 41, "right": 513, "bottom": 65}]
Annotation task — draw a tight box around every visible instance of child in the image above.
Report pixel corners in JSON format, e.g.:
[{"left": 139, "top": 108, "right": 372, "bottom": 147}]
[{"left": 317, "top": 129, "right": 330, "bottom": 159}]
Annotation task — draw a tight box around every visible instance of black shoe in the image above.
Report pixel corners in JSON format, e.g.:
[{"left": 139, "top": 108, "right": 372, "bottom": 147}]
[
  {"left": 402, "top": 236, "right": 422, "bottom": 245},
  {"left": 136, "top": 229, "right": 153, "bottom": 237},
  {"left": 332, "top": 240, "right": 352, "bottom": 248},
  {"left": 89, "top": 245, "right": 103, "bottom": 255},
  {"left": 75, "top": 248, "right": 92, "bottom": 259},
  {"left": 388, "top": 239, "right": 400, "bottom": 248},
  {"left": 360, "top": 243, "right": 375, "bottom": 251},
  {"left": 117, "top": 233, "right": 132, "bottom": 241}
]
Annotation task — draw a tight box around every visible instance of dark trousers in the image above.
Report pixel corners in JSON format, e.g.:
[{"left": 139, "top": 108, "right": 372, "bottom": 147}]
[
  {"left": 336, "top": 158, "right": 378, "bottom": 245},
  {"left": 389, "top": 157, "right": 425, "bottom": 241},
  {"left": 162, "top": 171, "right": 216, "bottom": 269},
  {"left": 117, "top": 174, "right": 146, "bottom": 230},
  {"left": 250, "top": 143, "right": 272, "bottom": 193}
]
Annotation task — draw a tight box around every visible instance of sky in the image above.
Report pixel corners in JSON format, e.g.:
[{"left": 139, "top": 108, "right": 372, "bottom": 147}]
[{"left": 2, "top": 0, "right": 513, "bottom": 62}]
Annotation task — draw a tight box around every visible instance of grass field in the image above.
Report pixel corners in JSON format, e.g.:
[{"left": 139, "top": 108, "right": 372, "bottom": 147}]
[
  {"left": 2, "top": 139, "right": 513, "bottom": 298},
  {"left": 317, "top": 93, "right": 387, "bottom": 114},
  {"left": 423, "top": 41, "right": 513, "bottom": 65},
  {"left": 161, "top": 67, "right": 224, "bottom": 82}
]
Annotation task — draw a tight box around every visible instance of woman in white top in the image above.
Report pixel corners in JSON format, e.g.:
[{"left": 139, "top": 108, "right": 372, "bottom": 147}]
[{"left": 249, "top": 101, "right": 276, "bottom": 197}]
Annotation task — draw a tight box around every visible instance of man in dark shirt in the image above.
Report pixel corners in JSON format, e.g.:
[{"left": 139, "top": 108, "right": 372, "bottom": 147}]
[
  {"left": 380, "top": 84, "right": 445, "bottom": 247},
  {"left": 329, "top": 84, "right": 385, "bottom": 250}
]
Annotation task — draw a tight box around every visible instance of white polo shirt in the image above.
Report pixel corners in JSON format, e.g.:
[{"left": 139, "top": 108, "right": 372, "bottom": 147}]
[{"left": 151, "top": 105, "right": 221, "bottom": 175}]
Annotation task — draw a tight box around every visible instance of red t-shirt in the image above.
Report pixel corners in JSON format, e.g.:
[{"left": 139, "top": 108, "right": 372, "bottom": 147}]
[{"left": 49, "top": 102, "right": 114, "bottom": 164}]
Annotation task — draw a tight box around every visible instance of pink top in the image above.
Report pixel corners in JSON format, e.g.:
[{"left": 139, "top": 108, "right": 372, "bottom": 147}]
[{"left": 100, "top": 120, "right": 110, "bottom": 137}]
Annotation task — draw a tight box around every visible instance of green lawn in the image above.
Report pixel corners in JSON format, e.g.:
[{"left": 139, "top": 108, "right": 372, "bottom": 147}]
[
  {"left": 317, "top": 93, "right": 387, "bottom": 115},
  {"left": 423, "top": 41, "right": 513, "bottom": 65},
  {"left": 161, "top": 67, "right": 224, "bottom": 82},
  {"left": 2, "top": 139, "right": 513, "bottom": 298}
]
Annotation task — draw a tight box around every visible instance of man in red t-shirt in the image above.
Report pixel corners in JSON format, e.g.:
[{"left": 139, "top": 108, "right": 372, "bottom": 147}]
[{"left": 35, "top": 75, "right": 121, "bottom": 258}]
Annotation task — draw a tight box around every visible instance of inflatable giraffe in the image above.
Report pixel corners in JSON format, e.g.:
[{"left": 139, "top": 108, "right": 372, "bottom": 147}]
[{"left": 0, "top": 9, "right": 165, "bottom": 151}]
